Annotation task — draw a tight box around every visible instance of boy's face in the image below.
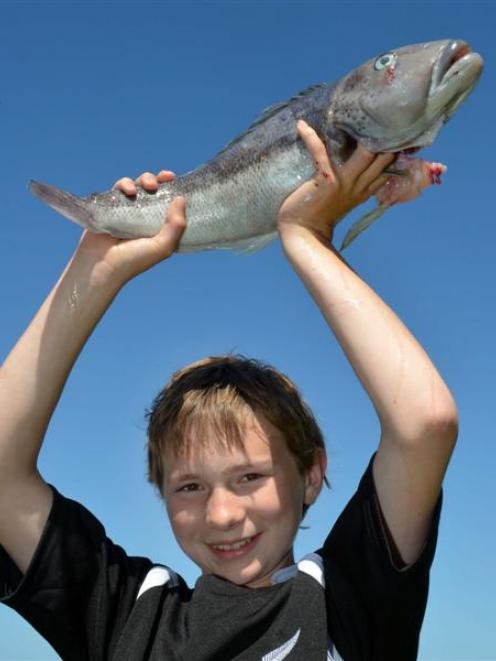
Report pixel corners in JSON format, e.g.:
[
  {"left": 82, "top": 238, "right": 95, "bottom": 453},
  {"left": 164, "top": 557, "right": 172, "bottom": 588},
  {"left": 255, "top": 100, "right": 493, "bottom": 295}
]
[{"left": 162, "top": 413, "right": 324, "bottom": 588}]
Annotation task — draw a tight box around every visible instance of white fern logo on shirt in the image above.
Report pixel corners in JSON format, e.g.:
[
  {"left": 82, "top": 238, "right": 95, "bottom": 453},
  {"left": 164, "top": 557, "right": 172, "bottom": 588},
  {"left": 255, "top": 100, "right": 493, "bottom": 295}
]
[{"left": 261, "top": 628, "right": 301, "bottom": 660}]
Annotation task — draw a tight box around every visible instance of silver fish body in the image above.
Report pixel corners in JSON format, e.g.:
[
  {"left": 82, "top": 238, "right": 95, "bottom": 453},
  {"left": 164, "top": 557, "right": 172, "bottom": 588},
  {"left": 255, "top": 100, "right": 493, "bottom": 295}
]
[{"left": 30, "top": 39, "right": 483, "bottom": 252}]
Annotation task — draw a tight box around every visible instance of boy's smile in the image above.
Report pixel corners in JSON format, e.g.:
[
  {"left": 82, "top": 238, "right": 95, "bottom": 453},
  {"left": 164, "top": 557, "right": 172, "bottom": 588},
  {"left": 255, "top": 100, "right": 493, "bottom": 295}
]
[{"left": 162, "top": 412, "right": 324, "bottom": 588}]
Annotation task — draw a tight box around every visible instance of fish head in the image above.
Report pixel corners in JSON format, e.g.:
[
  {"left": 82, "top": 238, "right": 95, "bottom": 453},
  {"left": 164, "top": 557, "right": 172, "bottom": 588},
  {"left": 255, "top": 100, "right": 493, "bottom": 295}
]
[{"left": 325, "top": 39, "right": 483, "bottom": 161}]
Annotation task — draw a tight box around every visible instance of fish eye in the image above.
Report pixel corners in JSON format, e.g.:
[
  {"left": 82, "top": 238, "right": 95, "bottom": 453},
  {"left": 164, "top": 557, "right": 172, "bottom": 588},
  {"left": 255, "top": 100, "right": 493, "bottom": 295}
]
[{"left": 374, "top": 52, "right": 397, "bottom": 71}]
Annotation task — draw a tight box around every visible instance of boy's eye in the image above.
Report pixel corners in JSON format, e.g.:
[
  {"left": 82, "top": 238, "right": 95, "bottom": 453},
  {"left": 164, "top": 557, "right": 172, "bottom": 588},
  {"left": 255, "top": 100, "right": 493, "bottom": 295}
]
[
  {"left": 241, "top": 473, "right": 262, "bottom": 483},
  {"left": 177, "top": 483, "right": 201, "bottom": 493}
]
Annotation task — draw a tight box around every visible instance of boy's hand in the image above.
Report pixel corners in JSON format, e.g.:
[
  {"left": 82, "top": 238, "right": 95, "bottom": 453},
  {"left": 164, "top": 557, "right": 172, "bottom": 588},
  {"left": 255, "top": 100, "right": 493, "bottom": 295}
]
[
  {"left": 75, "top": 170, "right": 186, "bottom": 285},
  {"left": 277, "top": 121, "right": 395, "bottom": 245}
]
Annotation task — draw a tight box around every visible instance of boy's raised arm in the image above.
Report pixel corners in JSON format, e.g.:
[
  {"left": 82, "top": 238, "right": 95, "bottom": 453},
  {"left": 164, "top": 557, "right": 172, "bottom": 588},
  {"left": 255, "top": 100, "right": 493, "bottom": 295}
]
[
  {"left": 278, "top": 121, "right": 458, "bottom": 565},
  {"left": 0, "top": 184, "right": 186, "bottom": 574}
]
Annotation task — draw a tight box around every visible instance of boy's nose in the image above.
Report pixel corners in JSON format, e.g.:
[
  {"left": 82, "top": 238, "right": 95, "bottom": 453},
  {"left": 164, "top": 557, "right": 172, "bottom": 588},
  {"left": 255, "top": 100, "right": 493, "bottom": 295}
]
[{"left": 205, "top": 488, "right": 245, "bottom": 530}]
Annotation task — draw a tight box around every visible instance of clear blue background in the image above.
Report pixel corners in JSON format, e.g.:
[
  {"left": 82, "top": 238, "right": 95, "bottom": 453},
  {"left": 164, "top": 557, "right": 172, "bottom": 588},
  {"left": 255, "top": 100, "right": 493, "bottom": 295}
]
[{"left": 1, "top": 2, "right": 494, "bottom": 659}]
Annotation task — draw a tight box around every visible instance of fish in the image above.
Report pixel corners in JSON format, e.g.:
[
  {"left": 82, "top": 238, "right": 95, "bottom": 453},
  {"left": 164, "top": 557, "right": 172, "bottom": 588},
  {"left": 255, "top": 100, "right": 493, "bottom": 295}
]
[{"left": 30, "top": 39, "right": 483, "bottom": 252}]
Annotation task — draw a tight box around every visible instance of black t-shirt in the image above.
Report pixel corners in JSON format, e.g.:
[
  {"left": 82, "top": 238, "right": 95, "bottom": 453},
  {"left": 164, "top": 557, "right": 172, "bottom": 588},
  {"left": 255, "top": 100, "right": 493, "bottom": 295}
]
[{"left": 0, "top": 455, "right": 442, "bottom": 660}]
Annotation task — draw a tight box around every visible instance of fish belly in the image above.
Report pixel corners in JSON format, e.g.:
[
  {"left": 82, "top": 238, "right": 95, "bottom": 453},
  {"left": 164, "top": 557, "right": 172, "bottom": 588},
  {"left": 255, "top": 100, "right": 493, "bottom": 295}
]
[
  {"left": 91, "top": 193, "right": 171, "bottom": 239},
  {"left": 177, "top": 143, "right": 313, "bottom": 252}
]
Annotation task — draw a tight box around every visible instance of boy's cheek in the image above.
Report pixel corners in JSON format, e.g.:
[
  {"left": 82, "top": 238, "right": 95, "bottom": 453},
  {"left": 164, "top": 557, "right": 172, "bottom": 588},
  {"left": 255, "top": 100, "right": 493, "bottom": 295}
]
[
  {"left": 170, "top": 507, "right": 198, "bottom": 528},
  {"left": 167, "top": 503, "right": 202, "bottom": 539}
]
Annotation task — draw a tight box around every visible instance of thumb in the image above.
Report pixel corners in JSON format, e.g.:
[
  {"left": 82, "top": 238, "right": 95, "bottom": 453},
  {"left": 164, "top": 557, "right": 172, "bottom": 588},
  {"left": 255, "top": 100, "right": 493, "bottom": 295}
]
[{"left": 153, "top": 196, "right": 187, "bottom": 254}]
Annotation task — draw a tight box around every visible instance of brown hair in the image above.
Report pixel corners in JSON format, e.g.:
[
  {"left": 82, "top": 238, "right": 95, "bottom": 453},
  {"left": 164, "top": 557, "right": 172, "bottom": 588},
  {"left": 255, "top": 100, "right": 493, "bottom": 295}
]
[{"left": 146, "top": 355, "right": 327, "bottom": 496}]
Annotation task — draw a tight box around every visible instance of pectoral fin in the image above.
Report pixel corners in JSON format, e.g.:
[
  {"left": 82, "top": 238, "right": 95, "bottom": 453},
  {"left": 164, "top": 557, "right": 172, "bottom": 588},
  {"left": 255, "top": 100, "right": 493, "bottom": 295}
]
[{"left": 340, "top": 205, "right": 389, "bottom": 250}]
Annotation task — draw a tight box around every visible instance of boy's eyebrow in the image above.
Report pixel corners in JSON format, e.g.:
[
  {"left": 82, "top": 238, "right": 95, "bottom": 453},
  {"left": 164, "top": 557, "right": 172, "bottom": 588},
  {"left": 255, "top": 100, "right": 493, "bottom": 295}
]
[{"left": 169, "top": 461, "right": 273, "bottom": 482}]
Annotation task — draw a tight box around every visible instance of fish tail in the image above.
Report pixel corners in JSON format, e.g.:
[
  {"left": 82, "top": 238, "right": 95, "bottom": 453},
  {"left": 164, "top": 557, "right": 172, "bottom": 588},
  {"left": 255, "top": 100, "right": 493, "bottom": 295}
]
[{"left": 29, "top": 180, "right": 96, "bottom": 231}]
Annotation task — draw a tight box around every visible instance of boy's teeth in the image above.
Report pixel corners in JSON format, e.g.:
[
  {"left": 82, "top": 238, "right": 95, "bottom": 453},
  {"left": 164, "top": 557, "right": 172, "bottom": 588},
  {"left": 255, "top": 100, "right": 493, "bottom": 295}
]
[{"left": 212, "top": 536, "right": 253, "bottom": 551}]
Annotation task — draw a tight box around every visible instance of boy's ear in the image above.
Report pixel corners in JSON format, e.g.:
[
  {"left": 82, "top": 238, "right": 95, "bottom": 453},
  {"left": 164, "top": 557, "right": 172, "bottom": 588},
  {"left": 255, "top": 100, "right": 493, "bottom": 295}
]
[{"left": 303, "top": 449, "right": 327, "bottom": 506}]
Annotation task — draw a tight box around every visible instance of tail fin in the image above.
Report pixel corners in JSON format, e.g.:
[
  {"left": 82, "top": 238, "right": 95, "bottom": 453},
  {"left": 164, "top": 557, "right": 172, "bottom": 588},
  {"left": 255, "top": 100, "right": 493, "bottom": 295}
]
[{"left": 29, "top": 180, "right": 94, "bottom": 230}]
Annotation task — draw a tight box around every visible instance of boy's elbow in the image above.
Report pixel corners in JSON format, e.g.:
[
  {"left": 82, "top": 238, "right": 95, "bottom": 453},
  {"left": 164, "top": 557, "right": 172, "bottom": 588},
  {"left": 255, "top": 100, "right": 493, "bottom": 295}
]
[
  {"left": 429, "top": 382, "right": 458, "bottom": 434},
  {"left": 413, "top": 395, "right": 459, "bottom": 451},
  {"left": 387, "top": 391, "right": 459, "bottom": 451},
  {"left": 424, "top": 401, "right": 459, "bottom": 447}
]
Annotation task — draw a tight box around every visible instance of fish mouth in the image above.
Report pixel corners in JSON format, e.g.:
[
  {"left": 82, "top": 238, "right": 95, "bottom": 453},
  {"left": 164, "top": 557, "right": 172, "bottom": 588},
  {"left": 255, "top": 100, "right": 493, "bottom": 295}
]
[
  {"left": 398, "top": 40, "right": 483, "bottom": 151},
  {"left": 426, "top": 40, "right": 483, "bottom": 125},
  {"left": 374, "top": 41, "right": 482, "bottom": 175},
  {"left": 429, "top": 41, "right": 479, "bottom": 100}
]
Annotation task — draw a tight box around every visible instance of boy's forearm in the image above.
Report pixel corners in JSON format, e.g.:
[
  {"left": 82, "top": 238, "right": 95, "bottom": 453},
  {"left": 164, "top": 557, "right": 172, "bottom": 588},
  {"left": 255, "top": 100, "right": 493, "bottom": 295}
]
[
  {"left": 0, "top": 197, "right": 185, "bottom": 484},
  {"left": 0, "top": 251, "right": 123, "bottom": 479},
  {"left": 280, "top": 227, "right": 457, "bottom": 442}
]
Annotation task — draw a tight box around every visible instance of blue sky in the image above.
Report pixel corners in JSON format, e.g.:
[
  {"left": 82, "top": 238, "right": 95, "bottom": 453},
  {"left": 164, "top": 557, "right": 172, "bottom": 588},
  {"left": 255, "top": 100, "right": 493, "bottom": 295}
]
[{"left": 1, "top": 1, "right": 494, "bottom": 659}]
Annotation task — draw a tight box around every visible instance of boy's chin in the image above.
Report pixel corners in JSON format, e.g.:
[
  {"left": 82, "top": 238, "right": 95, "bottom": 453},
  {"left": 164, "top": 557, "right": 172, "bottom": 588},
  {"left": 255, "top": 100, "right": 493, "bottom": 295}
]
[
  {"left": 199, "top": 563, "right": 270, "bottom": 588},
  {"left": 199, "top": 548, "right": 295, "bottom": 588}
]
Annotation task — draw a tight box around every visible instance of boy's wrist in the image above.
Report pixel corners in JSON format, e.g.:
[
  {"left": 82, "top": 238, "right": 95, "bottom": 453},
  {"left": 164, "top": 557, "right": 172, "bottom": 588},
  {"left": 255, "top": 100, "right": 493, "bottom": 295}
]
[
  {"left": 67, "top": 247, "right": 127, "bottom": 299},
  {"left": 279, "top": 223, "right": 334, "bottom": 258}
]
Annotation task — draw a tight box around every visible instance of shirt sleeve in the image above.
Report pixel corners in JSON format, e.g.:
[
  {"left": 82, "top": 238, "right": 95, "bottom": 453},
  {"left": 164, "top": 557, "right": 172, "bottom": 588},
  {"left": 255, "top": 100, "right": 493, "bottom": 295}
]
[
  {"left": 321, "top": 453, "right": 442, "bottom": 661},
  {"left": 0, "top": 485, "right": 154, "bottom": 661}
]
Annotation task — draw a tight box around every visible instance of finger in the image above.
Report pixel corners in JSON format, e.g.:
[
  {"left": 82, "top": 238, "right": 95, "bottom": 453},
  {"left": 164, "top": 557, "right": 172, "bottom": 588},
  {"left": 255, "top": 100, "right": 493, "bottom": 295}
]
[
  {"left": 342, "top": 143, "right": 378, "bottom": 180},
  {"left": 156, "top": 170, "right": 176, "bottom": 183},
  {"left": 113, "top": 177, "right": 137, "bottom": 196},
  {"left": 367, "top": 174, "right": 390, "bottom": 196},
  {"left": 135, "top": 172, "right": 159, "bottom": 192},
  {"left": 354, "top": 152, "right": 396, "bottom": 193},
  {"left": 297, "top": 120, "right": 337, "bottom": 182},
  {"left": 362, "top": 151, "right": 396, "bottom": 181}
]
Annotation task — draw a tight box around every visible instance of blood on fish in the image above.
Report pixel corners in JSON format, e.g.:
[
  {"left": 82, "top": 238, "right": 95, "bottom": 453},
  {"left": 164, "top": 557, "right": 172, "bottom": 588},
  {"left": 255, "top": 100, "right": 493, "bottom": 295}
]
[
  {"left": 429, "top": 165, "right": 444, "bottom": 185},
  {"left": 386, "top": 66, "right": 395, "bottom": 84}
]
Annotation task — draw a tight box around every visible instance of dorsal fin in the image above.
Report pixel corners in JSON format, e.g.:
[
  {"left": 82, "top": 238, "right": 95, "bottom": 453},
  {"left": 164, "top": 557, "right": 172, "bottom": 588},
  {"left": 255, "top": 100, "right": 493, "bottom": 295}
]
[{"left": 217, "top": 83, "right": 326, "bottom": 156}]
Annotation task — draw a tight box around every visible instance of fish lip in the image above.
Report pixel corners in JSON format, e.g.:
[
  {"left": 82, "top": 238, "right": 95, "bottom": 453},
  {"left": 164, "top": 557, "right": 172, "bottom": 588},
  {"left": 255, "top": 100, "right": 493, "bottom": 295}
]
[
  {"left": 421, "top": 41, "right": 483, "bottom": 145},
  {"left": 429, "top": 40, "right": 473, "bottom": 95},
  {"left": 428, "top": 40, "right": 483, "bottom": 120}
]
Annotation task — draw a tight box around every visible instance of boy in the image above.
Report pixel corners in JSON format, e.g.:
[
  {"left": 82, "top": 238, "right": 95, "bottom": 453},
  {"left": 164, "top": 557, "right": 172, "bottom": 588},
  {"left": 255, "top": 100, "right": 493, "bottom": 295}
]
[{"left": 0, "top": 122, "right": 457, "bottom": 659}]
